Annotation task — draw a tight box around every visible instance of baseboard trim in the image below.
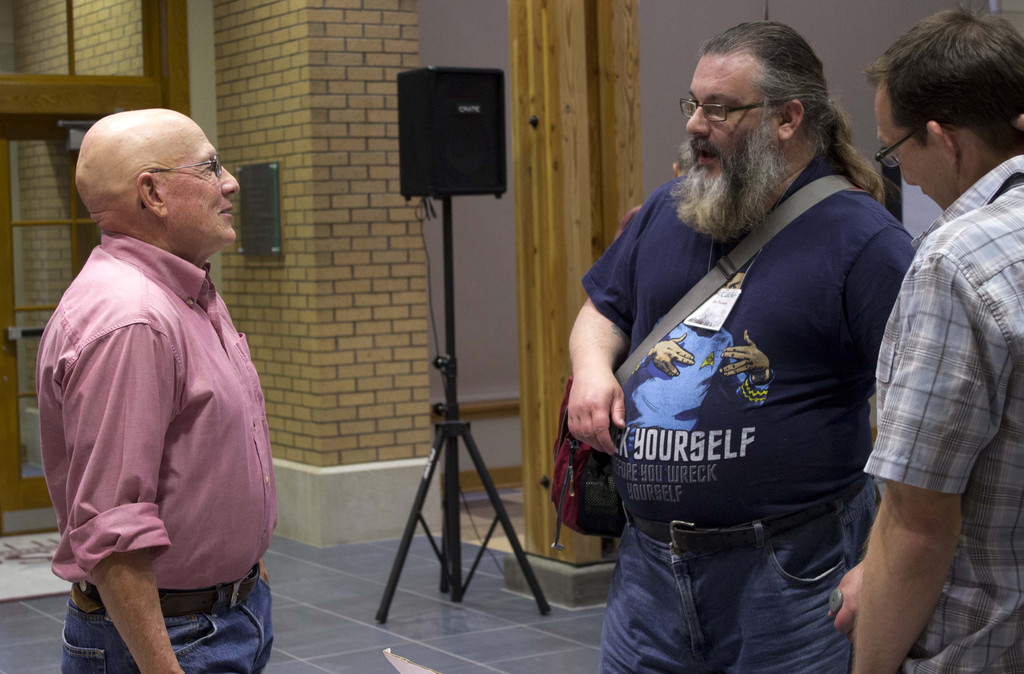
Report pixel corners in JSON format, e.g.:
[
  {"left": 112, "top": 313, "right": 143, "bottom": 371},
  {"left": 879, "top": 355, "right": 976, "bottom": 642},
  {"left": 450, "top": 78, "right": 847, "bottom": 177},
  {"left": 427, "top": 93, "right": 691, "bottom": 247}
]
[
  {"left": 455, "top": 465, "right": 521, "bottom": 492},
  {"left": 272, "top": 457, "right": 442, "bottom": 547}
]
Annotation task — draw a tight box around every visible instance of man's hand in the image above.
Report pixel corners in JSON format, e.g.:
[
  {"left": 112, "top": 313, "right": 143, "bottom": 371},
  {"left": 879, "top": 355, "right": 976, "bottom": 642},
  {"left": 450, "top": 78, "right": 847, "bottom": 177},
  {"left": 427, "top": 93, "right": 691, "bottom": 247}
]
[
  {"left": 648, "top": 335, "right": 694, "bottom": 376},
  {"left": 852, "top": 482, "right": 961, "bottom": 674},
  {"left": 831, "top": 562, "right": 863, "bottom": 642},
  {"left": 567, "top": 300, "right": 630, "bottom": 455},
  {"left": 567, "top": 367, "right": 624, "bottom": 455},
  {"left": 720, "top": 330, "right": 770, "bottom": 383}
]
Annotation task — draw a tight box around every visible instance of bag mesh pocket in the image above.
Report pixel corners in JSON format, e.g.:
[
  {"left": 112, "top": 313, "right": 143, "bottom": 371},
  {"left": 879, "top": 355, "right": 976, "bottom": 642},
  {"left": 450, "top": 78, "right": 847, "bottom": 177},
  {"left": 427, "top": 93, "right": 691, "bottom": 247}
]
[{"left": 577, "top": 452, "right": 625, "bottom": 537}]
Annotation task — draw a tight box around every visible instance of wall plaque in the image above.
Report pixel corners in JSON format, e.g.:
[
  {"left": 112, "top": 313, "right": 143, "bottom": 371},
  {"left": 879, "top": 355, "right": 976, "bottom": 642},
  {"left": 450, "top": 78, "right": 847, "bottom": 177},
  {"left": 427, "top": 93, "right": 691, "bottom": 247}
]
[{"left": 238, "top": 162, "right": 281, "bottom": 256}]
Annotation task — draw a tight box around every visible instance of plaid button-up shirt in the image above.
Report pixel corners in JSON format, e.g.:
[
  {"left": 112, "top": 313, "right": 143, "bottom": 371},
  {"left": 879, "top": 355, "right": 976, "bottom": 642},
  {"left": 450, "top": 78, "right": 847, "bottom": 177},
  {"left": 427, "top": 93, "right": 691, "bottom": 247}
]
[{"left": 867, "top": 155, "right": 1024, "bottom": 672}]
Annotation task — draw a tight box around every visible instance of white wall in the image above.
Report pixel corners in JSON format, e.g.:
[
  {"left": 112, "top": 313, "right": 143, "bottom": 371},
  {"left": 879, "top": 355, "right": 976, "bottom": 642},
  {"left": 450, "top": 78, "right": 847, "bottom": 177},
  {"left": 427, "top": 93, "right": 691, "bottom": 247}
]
[
  {"left": 188, "top": 0, "right": 218, "bottom": 146},
  {"left": 417, "top": 0, "right": 518, "bottom": 403},
  {"left": 188, "top": 0, "right": 224, "bottom": 286},
  {"left": 416, "top": 1, "right": 521, "bottom": 470}
]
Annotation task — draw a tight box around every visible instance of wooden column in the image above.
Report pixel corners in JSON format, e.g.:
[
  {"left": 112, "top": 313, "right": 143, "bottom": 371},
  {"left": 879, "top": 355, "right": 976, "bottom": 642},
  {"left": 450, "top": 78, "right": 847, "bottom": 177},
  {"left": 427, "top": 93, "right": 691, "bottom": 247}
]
[{"left": 509, "top": 0, "right": 642, "bottom": 563}]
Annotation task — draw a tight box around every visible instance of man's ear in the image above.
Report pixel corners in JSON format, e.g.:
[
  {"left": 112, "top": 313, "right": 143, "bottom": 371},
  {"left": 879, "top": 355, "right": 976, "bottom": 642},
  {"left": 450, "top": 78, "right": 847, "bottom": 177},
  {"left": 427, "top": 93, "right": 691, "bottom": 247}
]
[
  {"left": 926, "top": 120, "right": 958, "bottom": 163},
  {"left": 775, "top": 99, "right": 805, "bottom": 142},
  {"left": 137, "top": 173, "right": 167, "bottom": 215}
]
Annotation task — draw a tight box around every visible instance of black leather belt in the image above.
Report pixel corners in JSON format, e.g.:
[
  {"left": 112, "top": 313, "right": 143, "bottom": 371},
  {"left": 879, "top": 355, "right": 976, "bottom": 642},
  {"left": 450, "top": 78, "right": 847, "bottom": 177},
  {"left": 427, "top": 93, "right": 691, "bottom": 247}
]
[
  {"left": 71, "top": 563, "right": 260, "bottom": 617},
  {"left": 630, "top": 479, "right": 867, "bottom": 556}
]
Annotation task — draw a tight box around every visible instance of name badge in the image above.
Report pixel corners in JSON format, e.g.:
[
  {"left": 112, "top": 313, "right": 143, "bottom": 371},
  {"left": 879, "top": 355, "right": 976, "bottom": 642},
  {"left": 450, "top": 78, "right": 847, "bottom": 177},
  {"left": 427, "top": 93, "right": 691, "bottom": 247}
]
[{"left": 684, "top": 288, "right": 741, "bottom": 332}]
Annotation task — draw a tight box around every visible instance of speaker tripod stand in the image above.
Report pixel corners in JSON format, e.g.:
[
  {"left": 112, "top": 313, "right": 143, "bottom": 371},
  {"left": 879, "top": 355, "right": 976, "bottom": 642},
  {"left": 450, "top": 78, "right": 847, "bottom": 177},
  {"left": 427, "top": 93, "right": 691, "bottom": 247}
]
[{"left": 375, "top": 196, "right": 550, "bottom": 624}]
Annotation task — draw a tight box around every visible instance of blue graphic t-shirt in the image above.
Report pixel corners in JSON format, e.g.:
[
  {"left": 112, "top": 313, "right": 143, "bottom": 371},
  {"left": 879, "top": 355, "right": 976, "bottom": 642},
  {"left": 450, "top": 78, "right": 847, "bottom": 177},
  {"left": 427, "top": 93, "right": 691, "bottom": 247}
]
[{"left": 583, "top": 159, "right": 914, "bottom": 525}]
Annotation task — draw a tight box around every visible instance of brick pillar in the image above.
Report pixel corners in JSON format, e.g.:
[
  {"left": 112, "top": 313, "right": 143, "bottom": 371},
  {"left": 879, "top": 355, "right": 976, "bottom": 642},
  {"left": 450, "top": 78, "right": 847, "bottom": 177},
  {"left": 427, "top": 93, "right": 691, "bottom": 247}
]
[{"left": 214, "top": 0, "right": 431, "bottom": 484}]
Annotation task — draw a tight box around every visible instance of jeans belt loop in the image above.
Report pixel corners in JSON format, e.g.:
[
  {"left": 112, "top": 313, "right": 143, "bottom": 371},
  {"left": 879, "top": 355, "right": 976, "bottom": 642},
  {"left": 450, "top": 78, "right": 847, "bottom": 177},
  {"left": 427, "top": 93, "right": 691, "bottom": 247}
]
[
  {"left": 753, "top": 521, "right": 765, "bottom": 548},
  {"left": 228, "top": 563, "right": 259, "bottom": 608},
  {"left": 229, "top": 577, "right": 243, "bottom": 607}
]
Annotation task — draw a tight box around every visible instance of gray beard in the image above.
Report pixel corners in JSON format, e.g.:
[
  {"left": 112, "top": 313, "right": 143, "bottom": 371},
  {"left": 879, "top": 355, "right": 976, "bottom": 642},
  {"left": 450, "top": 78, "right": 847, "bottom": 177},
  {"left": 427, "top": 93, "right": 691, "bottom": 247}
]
[{"left": 672, "top": 115, "right": 789, "bottom": 242}]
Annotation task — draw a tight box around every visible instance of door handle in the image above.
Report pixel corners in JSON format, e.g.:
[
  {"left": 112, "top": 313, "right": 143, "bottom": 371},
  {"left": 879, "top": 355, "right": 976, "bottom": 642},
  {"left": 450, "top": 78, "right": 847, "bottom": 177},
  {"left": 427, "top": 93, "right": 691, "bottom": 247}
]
[{"left": 5, "top": 326, "right": 45, "bottom": 341}]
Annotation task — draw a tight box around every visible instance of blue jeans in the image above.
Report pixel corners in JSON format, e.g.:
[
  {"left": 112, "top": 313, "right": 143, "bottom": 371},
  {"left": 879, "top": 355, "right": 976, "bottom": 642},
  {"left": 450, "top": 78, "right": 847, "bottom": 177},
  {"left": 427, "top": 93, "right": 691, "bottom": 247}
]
[
  {"left": 61, "top": 577, "right": 273, "bottom": 673},
  {"left": 600, "top": 480, "right": 875, "bottom": 673}
]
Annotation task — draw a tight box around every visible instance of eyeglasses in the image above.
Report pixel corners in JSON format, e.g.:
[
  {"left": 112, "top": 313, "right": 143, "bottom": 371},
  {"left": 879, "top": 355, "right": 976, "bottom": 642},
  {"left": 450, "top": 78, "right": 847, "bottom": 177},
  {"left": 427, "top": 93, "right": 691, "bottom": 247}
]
[
  {"left": 874, "top": 129, "right": 919, "bottom": 168},
  {"left": 680, "top": 98, "right": 764, "bottom": 122},
  {"left": 148, "top": 154, "right": 222, "bottom": 178}
]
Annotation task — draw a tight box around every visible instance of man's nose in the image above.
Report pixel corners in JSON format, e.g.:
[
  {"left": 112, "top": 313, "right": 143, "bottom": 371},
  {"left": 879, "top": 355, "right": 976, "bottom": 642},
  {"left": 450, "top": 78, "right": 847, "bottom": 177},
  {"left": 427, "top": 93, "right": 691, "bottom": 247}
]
[
  {"left": 221, "top": 168, "right": 240, "bottom": 195},
  {"left": 685, "top": 107, "right": 709, "bottom": 137}
]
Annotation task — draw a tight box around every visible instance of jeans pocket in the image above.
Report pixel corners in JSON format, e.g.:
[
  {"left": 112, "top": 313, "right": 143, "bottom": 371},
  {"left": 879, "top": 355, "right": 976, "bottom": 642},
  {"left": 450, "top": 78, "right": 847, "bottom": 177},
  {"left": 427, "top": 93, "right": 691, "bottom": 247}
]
[
  {"left": 767, "top": 514, "right": 846, "bottom": 585},
  {"left": 167, "top": 612, "right": 218, "bottom": 659},
  {"left": 62, "top": 623, "right": 106, "bottom": 673}
]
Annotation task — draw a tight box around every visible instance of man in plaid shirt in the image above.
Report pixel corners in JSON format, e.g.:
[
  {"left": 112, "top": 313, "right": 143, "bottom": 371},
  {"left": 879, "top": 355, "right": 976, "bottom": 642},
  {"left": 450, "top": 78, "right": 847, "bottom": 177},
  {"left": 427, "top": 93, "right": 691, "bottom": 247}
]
[{"left": 833, "top": 9, "right": 1024, "bottom": 673}]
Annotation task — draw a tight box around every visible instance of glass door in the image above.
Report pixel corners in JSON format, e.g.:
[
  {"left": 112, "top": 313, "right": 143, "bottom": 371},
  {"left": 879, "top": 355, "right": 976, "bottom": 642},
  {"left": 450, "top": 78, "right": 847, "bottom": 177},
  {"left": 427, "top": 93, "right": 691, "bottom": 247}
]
[{"left": 0, "top": 137, "right": 98, "bottom": 534}]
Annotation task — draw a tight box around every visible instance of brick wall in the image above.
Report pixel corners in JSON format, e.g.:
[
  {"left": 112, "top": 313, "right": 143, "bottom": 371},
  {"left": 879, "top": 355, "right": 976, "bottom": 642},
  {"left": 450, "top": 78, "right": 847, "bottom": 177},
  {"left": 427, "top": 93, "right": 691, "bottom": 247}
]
[
  {"left": 13, "top": 0, "right": 141, "bottom": 76},
  {"left": 214, "top": 0, "right": 431, "bottom": 467},
  {"left": 73, "top": 0, "right": 144, "bottom": 76},
  {"left": 13, "top": 0, "right": 67, "bottom": 74}
]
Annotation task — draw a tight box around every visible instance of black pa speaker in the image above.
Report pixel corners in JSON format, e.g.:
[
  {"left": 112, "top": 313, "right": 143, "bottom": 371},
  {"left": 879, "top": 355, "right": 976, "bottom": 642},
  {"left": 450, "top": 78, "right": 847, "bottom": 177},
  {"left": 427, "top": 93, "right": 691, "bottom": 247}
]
[{"left": 398, "top": 67, "right": 506, "bottom": 199}]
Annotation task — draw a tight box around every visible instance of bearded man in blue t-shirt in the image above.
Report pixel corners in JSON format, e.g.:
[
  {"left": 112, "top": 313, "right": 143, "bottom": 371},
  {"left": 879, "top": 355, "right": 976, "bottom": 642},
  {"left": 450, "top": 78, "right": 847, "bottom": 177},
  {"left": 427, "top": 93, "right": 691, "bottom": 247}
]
[{"left": 568, "top": 21, "right": 914, "bottom": 673}]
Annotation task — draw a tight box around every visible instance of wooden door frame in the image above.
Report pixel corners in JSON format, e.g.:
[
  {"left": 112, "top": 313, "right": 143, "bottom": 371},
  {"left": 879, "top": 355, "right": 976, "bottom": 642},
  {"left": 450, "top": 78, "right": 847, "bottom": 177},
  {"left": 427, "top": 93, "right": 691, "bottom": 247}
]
[
  {"left": 0, "top": 140, "right": 39, "bottom": 527},
  {"left": 0, "top": 0, "right": 189, "bottom": 135}
]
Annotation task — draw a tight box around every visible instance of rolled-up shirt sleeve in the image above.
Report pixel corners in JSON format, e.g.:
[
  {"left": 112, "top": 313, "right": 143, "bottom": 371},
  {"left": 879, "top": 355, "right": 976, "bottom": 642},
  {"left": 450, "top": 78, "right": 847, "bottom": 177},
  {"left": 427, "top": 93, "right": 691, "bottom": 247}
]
[{"left": 49, "top": 323, "right": 179, "bottom": 576}]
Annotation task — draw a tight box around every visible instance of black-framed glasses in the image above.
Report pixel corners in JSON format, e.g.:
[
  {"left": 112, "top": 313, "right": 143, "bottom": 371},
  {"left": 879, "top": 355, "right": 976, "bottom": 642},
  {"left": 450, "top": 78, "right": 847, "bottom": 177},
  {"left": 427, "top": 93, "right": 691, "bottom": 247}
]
[
  {"left": 680, "top": 98, "right": 764, "bottom": 122},
  {"left": 148, "top": 154, "right": 222, "bottom": 178},
  {"left": 874, "top": 129, "right": 919, "bottom": 168}
]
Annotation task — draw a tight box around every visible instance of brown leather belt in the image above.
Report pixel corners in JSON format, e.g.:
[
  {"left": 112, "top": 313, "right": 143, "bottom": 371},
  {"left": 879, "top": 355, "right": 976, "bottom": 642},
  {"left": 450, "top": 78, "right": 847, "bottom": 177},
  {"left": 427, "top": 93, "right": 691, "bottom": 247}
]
[
  {"left": 71, "top": 563, "right": 260, "bottom": 617},
  {"left": 630, "top": 478, "right": 867, "bottom": 556}
]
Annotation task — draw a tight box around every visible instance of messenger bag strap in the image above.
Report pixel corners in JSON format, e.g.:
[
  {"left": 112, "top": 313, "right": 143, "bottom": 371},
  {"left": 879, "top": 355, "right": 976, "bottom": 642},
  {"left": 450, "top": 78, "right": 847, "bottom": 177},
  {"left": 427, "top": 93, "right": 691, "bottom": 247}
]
[{"left": 614, "top": 174, "right": 854, "bottom": 384}]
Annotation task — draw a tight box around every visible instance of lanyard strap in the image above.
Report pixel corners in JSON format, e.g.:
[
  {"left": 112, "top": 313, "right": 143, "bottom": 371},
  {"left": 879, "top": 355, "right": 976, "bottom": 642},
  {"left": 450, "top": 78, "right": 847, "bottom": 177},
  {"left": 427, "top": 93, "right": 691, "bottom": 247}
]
[{"left": 615, "top": 174, "right": 854, "bottom": 383}]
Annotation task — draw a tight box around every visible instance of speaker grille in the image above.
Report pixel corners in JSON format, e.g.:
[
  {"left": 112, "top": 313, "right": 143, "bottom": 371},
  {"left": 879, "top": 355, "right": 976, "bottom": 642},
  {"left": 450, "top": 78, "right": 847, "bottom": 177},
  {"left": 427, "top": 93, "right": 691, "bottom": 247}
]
[{"left": 398, "top": 67, "right": 506, "bottom": 198}]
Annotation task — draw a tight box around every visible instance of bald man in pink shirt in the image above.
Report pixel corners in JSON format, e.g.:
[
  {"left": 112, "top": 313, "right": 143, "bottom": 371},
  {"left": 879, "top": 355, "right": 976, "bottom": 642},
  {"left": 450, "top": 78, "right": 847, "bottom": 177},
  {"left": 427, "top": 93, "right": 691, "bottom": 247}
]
[{"left": 37, "top": 109, "right": 276, "bottom": 673}]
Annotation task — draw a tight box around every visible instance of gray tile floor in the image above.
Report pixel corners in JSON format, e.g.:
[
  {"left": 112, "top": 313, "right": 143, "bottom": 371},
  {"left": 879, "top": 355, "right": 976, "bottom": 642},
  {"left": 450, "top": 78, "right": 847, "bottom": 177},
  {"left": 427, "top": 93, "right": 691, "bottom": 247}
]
[{"left": 0, "top": 500, "right": 604, "bottom": 673}]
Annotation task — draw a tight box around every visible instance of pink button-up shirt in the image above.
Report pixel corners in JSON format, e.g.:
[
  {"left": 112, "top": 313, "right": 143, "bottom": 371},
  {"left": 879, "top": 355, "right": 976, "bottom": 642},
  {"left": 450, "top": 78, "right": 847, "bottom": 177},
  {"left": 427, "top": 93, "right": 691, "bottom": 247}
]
[{"left": 37, "top": 233, "right": 276, "bottom": 589}]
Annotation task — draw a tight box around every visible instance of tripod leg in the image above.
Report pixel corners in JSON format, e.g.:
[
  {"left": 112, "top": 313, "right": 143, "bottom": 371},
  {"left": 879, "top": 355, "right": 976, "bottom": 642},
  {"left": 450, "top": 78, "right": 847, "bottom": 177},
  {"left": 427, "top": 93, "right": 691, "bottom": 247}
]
[
  {"left": 439, "top": 431, "right": 449, "bottom": 594},
  {"left": 443, "top": 425, "right": 463, "bottom": 600},
  {"left": 460, "top": 428, "right": 551, "bottom": 615},
  {"left": 376, "top": 426, "right": 445, "bottom": 623}
]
